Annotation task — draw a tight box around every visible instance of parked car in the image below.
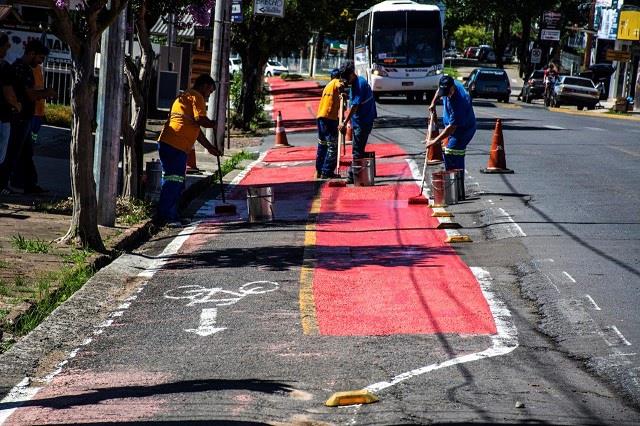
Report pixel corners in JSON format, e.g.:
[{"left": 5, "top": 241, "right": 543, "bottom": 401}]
[
  {"left": 550, "top": 75, "right": 600, "bottom": 110},
  {"left": 463, "top": 47, "right": 479, "bottom": 59},
  {"left": 477, "top": 46, "right": 495, "bottom": 62},
  {"left": 264, "top": 60, "right": 288, "bottom": 77},
  {"left": 521, "top": 69, "right": 545, "bottom": 103},
  {"left": 444, "top": 48, "right": 460, "bottom": 59},
  {"left": 464, "top": 68, "right": 511, "bottom": 102},
  {"left": 229, "top": 58, "right": 242, "bottom": 75}
]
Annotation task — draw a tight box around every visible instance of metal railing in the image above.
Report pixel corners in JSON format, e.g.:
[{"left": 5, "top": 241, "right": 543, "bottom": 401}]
[
  {"left": 278, "top": 56, "right": 348, "bottom": 76},
  {"left": 44, "top": 60, "right": 72, "bottom": 106}
]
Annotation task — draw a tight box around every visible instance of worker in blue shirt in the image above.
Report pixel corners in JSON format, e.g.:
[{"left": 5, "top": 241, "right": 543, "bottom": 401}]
[
  {"left": 338, "top": 61, "right": 377, "bottom": 184},
  {"left": 427, "top": 75, "right": 476, "bottom": 171}
]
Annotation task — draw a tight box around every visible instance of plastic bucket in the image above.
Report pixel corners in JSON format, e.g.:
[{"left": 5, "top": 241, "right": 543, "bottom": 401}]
[
  {"left": 452, "top": 169, "right": 465, "bottom": 201},
  {"left": 247, "top": 186, "right": 274, "bottom": 222},
  {"left": 364, "top": 151, "right": 376, "bottom": 176},
  {"left": 352, "top": 158, "right": 375, "bottom": 186},
  {"left": 431, "top": 171, "right": 458, "bottom": 207}
]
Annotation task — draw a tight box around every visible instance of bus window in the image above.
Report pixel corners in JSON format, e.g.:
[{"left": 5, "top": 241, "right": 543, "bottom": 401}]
[
  {"left": 372, "top": 12, "right": 406, "bottom": 64},
  {"left": 407, "top": 11, "right": 442, "bottom": 66}
]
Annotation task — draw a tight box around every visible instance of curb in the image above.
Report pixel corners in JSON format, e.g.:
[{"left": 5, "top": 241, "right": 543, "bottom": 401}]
[{"left": 549, "top": 107, "right": 640, "bottom": 122}]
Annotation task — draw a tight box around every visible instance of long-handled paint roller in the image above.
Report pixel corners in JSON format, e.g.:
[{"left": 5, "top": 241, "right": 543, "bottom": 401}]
[
  {"left": 213, "top": 129, "right": 237, "bottom": 215},
  {"left": 408, "top": 111, "right": 437, "bottom": 205}
]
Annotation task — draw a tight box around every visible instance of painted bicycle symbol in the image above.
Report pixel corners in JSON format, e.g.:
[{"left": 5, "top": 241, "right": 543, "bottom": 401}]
[{"left": 164, "top": 281, "right": 279, "bottom": 307}]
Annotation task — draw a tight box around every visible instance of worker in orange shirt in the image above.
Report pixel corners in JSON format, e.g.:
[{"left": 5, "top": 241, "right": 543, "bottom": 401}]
[
  {"left": 315, "top": 68, "right": 343, "bottom": 179},
  {"left": 156, "top": 74, "right": 221, "bottom": 226}
]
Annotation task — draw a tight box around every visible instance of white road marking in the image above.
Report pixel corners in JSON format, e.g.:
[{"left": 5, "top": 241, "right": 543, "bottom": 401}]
[
  {"left": 185, "top": 308, "right": 226, "bottom": 336},
  {"left": 585, "top": 294, "right": 602, "bottom": 310},
  {"left": 0, "top": 379, "right": 41, "bottom": 424},
  {"left": 365, "top": 267, "right": 518, "bottom": 393},
  {"left": 585, "top": 127, "right": 605, "bottom": 132},
  {"left": 562, "top": 271, "right": 576, "bottom": 283},
  {"left": 611, "top": 326, "right": 632, "bottom": 346},
  {"left": 544, "top": 125, "right": 566, "bottom": 130}
]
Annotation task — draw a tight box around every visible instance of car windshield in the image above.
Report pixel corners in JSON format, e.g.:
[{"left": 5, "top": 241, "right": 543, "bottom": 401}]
[
  {"left": 563, "top": 77, "right": 594, "bottom": 88},
  {"left": 530, "top": 71, "right": 544, "bottom": 79},
  {"left": 477, "top": 71, "right": 507, "bottom": 81},
  {"left": 372, "top": 10, "right": 442, "bottom": 67},
  {"left": 268, "top": 61, "right": 282, "bottom": 67}
]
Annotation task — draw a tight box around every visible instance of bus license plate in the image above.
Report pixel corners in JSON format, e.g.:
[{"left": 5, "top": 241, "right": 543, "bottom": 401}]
[{"left": 402, "top": 81, "right": 414, "bottom": 86}]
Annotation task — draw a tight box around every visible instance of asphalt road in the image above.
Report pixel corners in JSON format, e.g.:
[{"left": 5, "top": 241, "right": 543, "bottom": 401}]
[{"left": 0, "top": 97, "right": 639, "bottom": 425}]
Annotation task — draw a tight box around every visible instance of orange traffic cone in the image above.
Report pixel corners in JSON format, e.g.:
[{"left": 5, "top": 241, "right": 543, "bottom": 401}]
[
  {"left": 185, "top": 147, "right": 201, "bottom": 174},
  {"left": 274, "top": 111, "right": 290, "bottom": 147},
  {"left": 427, "top": 120, "right": 443, "bottom": 165},
  {"left": 480, "top": 119, "right": 514, "bottom": 174},
  {"left": 345, "top": 114, "right": 353, "bottom": 145}
]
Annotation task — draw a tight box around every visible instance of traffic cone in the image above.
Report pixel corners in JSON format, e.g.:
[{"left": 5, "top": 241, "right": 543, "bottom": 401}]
[
  {"left": 427, "top": 122, "right": 443, "bottom": 166},
  {"left": 480, "top": 119, "right": 514, "bottom": 174},
  {"left": 274, "top": 111, "right": 290, "bottom": 147},
  {"left": 345, "top": 114, "right": 353, "bottom": 145},
  {"left": 185, "top": 147, "right": 201, "bottom": 174}
]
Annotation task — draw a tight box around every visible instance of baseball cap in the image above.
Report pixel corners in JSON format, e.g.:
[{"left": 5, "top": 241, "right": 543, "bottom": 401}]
[
  {"left": 330, "top": 68, "right": 340, "bottom": 80},
  {"left": 437, "top": 75, "right": 455, "bottom": 97}
]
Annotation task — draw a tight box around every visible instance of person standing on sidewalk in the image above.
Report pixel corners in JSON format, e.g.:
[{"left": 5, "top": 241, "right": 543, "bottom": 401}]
[
  {"left": 427, "top": 75, "right": 476, "bottom": 171},
  {"left": 156, "top": 74, "right": 221, "bottom": 226},
  {"left": 315, "top": 68, "right": 343, "bottom": 179},
  {"left": 31, "top": 63, "right": 46, "bottom": 145},
  {"left": 0, "top": 33, "right": 22, "bottom": 195},
  {"left": 338, "top": 61, "right": 377, "bottom": 184},
  {"left": 0, "top": 40, "right": 55, "bottom": 195}
]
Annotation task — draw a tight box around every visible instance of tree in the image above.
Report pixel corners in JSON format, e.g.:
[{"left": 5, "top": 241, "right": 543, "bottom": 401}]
[
  {"left": 50, "top": 0, "right": 130, "bottom": 252},
  {"left": 453, "top": 24, "right": 491, "bottom": 50}
]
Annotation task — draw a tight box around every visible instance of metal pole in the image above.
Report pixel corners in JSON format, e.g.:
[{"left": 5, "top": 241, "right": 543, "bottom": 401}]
[
  {"left": 583, "top": 0, "right": 596, "bottom": 70},
  {"left": 206, "top": 0, "right": 226, "bottom": 143},
  {"left": 94, "top": 5, "right": 126, "bottom": 226},
  {"left": 214, "top": 0, "right": 232, "bottom": 154}
]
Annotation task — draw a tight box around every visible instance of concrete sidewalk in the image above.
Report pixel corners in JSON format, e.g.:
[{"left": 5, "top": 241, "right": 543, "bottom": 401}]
[{"left": 0, "top": 124, "right": 260, "bottom": 339}]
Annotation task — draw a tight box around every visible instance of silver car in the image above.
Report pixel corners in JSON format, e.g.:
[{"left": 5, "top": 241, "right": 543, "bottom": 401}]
[{"left": 550, "top": 76, "right": 600, "bottom": 110}]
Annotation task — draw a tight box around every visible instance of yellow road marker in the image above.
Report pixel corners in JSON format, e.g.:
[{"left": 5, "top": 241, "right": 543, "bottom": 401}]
[
  {"left": 325, "top": 389, "right": 379, "bottom": 407},
  {"left": 299, "top": 195, "right": 321, "bottom": 335},
  {"left": 432, "top": 210, "right": 454, "bottom": 218},
  {"left": 446, "top": 235, "right": 473, "bottom": 243}
]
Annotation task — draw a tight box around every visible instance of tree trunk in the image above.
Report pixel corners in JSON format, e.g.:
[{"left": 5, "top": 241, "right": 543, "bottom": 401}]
[
  {"left": 518, "top": 12, "right": 532, "bottom": 78},
  {"left": 238, "top": 54, "right": 266, "bottom": 130},
  {"left": 60, "top": 45, "right": 106, "bottom": 252}
]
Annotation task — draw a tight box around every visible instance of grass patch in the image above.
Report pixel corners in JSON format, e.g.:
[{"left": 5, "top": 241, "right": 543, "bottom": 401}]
[
  {"left": 606, "top": 109, "right": 631, "bottom": 116},
  {"left": 0, "top": 280, "right": 10, "bottom": 297},
  {"left": 116, "top": 197, "right": 154, "bottom": 226},
  {"left": 11, "top": 235, "right": 53, "bottom": 254},
  {"left": 61, "top": 248, "right": 93, "bottom": 265},
  {"left": 44, "top": 103, "right": 72, "bottom": 128},
  {"left": 10, "top": 264, "right": 94, "bottom": 337},
  {"left": 220, "top": 151, "right": 258, "bottom": 177},
  {"left": 280, "top": 73, "right": 304, "bottom": 81},
  {"left": 0, "top": 260, "right": 9, "bottom": 269},
  {"left": 443, "top": 67, "right": 460, "bottom": 79}
]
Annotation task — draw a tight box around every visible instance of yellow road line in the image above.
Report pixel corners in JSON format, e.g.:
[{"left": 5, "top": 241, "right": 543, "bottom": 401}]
[
  {"left": 299, "top": 194, "right": 321, "bottom": 335},
  {"left": 549, "top": 107, "right": 640, "bottom": 122}
]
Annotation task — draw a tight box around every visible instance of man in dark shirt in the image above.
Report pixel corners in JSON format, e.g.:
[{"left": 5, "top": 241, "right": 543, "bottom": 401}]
[{"left": 0, "top": 40, "right": 55, "bottom": 194}]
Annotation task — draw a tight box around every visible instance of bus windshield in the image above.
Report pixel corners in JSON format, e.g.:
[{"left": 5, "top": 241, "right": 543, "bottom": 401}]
[{"left": 372, "top": 11, "right": 442, "bottom": 67}]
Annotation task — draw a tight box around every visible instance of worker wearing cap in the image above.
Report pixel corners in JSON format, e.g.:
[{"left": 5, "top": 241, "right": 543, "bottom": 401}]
[
  {"left": 427, "top": 75, "right": 476, "bottom": 171},
  {"left": 315, "top": 68, "right": 343, "bottom": 179}
]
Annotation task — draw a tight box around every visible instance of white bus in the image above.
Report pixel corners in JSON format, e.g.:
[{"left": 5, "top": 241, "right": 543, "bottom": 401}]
[{"left": 354, "top": 0, "right": 445, "bottom": 102}]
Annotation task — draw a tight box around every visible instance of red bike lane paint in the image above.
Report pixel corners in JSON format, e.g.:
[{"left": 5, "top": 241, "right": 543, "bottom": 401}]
[{"left": 226, "top": 145, "right": 496, "bottom": 336}]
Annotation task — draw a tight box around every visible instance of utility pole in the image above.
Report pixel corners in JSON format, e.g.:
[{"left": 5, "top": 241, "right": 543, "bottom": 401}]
[
  {"left": 206, "top": 0, "right": 227, "bottom": 146},
  {"left": 94, "top": 3, "right": 126, "bottom": 226},
  {"left": 216, "top": 0, "right": 233, "bottom": 153},
  {"left": 583, "top": 0, "right": 596, "bottom": 70}
]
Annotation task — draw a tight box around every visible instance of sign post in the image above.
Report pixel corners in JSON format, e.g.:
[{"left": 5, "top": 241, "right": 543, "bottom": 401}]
[{"left": 531, "top": 48, "right": 542, "bottom": 64}]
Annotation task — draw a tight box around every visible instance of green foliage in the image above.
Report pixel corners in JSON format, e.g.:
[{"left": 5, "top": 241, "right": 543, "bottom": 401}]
[
  {"left": 220, "top": 151, "right": 259, "bottom": 177},
  {"left": 34, "top": 197, "right": 73, "bottom": 215},
  {"left": 0, "top": 260, "right": 9, "bottom": 269},
  {"left": 443, "top": 67, "right": 459, "bottom": 79},
  {"left": 62, "top": 248, "right": 93, "bottom": 265},
  {"left": 11, "top": 235, "right": 53, "bottom": 254},
  {"left": 115, "top": 196, "right": 154, "bottom": 226},
  {"left": 453, "top": 25, "right": 491, "bottom": 50},
  {"left": 44, "top": 104, "right": 72, "bottom": 128}
]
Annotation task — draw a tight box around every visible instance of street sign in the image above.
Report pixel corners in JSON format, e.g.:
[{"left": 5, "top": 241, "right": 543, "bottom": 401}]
[
  {"left": 531, "top": 48, "right": 542, "bottom": 64},
  {"left": 543, "top": 11, "right": 562, "bottom": 30},
  {"left": 231, "top": 0, "right": 243, "bottom": 23},
  {"left": 254, "top": 0, "right": 285, "bottom": 18},
  {"left": 541, "top": 29, "right": 561, "bottom": 41},
  {"left": 605, "top": 49, "right": 631, "bottom": 62}
]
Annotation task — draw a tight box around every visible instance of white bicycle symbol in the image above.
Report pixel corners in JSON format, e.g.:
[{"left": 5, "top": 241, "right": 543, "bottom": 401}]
[{"left": 164, "top": 281, "right": 279, "bottom": 307}]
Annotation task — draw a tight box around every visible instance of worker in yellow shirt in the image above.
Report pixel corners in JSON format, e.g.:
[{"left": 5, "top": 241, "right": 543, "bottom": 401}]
[
  {"left": 315, "top": 69, "right": 343, "bottom": 179},
  {"left": 156, "top": 74, "right": 221, "bottom": 226}
]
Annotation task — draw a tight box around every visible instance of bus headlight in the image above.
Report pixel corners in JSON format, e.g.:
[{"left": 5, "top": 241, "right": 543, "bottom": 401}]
[{"left": 372, "top": 65, "right": 389, "bottom": 77}]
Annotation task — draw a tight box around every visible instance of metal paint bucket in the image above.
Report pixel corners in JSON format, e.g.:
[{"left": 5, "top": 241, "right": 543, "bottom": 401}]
[
  {"left": 431, "top": 171, "right": 458, "bottom": 207},
  {"left": 145, "top": 159, "right": 162, "bottom": 202},
  {"left": 452, "top": 169, "right": 465, "bottom": 201},
  {"left": 247, "top": 186, "right": 274, "bottom": 222},
  {"left": 364, "top": 151, "right": 376, "bottom": 176},
  {"left": 352, "top": 158, "right": 375, "bottom": 186}
]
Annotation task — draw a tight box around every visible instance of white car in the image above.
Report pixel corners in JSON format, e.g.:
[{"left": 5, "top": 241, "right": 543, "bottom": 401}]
[
  {"left": 264, "top": 60, "right": 288, "bottom": 77},
  {"left": 229, "top": 58, "right": 242, "bottom": 75}
]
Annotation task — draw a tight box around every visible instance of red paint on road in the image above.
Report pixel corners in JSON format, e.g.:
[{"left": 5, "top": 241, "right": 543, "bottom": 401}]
[
  {"left": 263, "top": 144, "right": 408, "bottom": 163},
  {"left": 268, "top": 78, "right": 320, "bottom": 133}
]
